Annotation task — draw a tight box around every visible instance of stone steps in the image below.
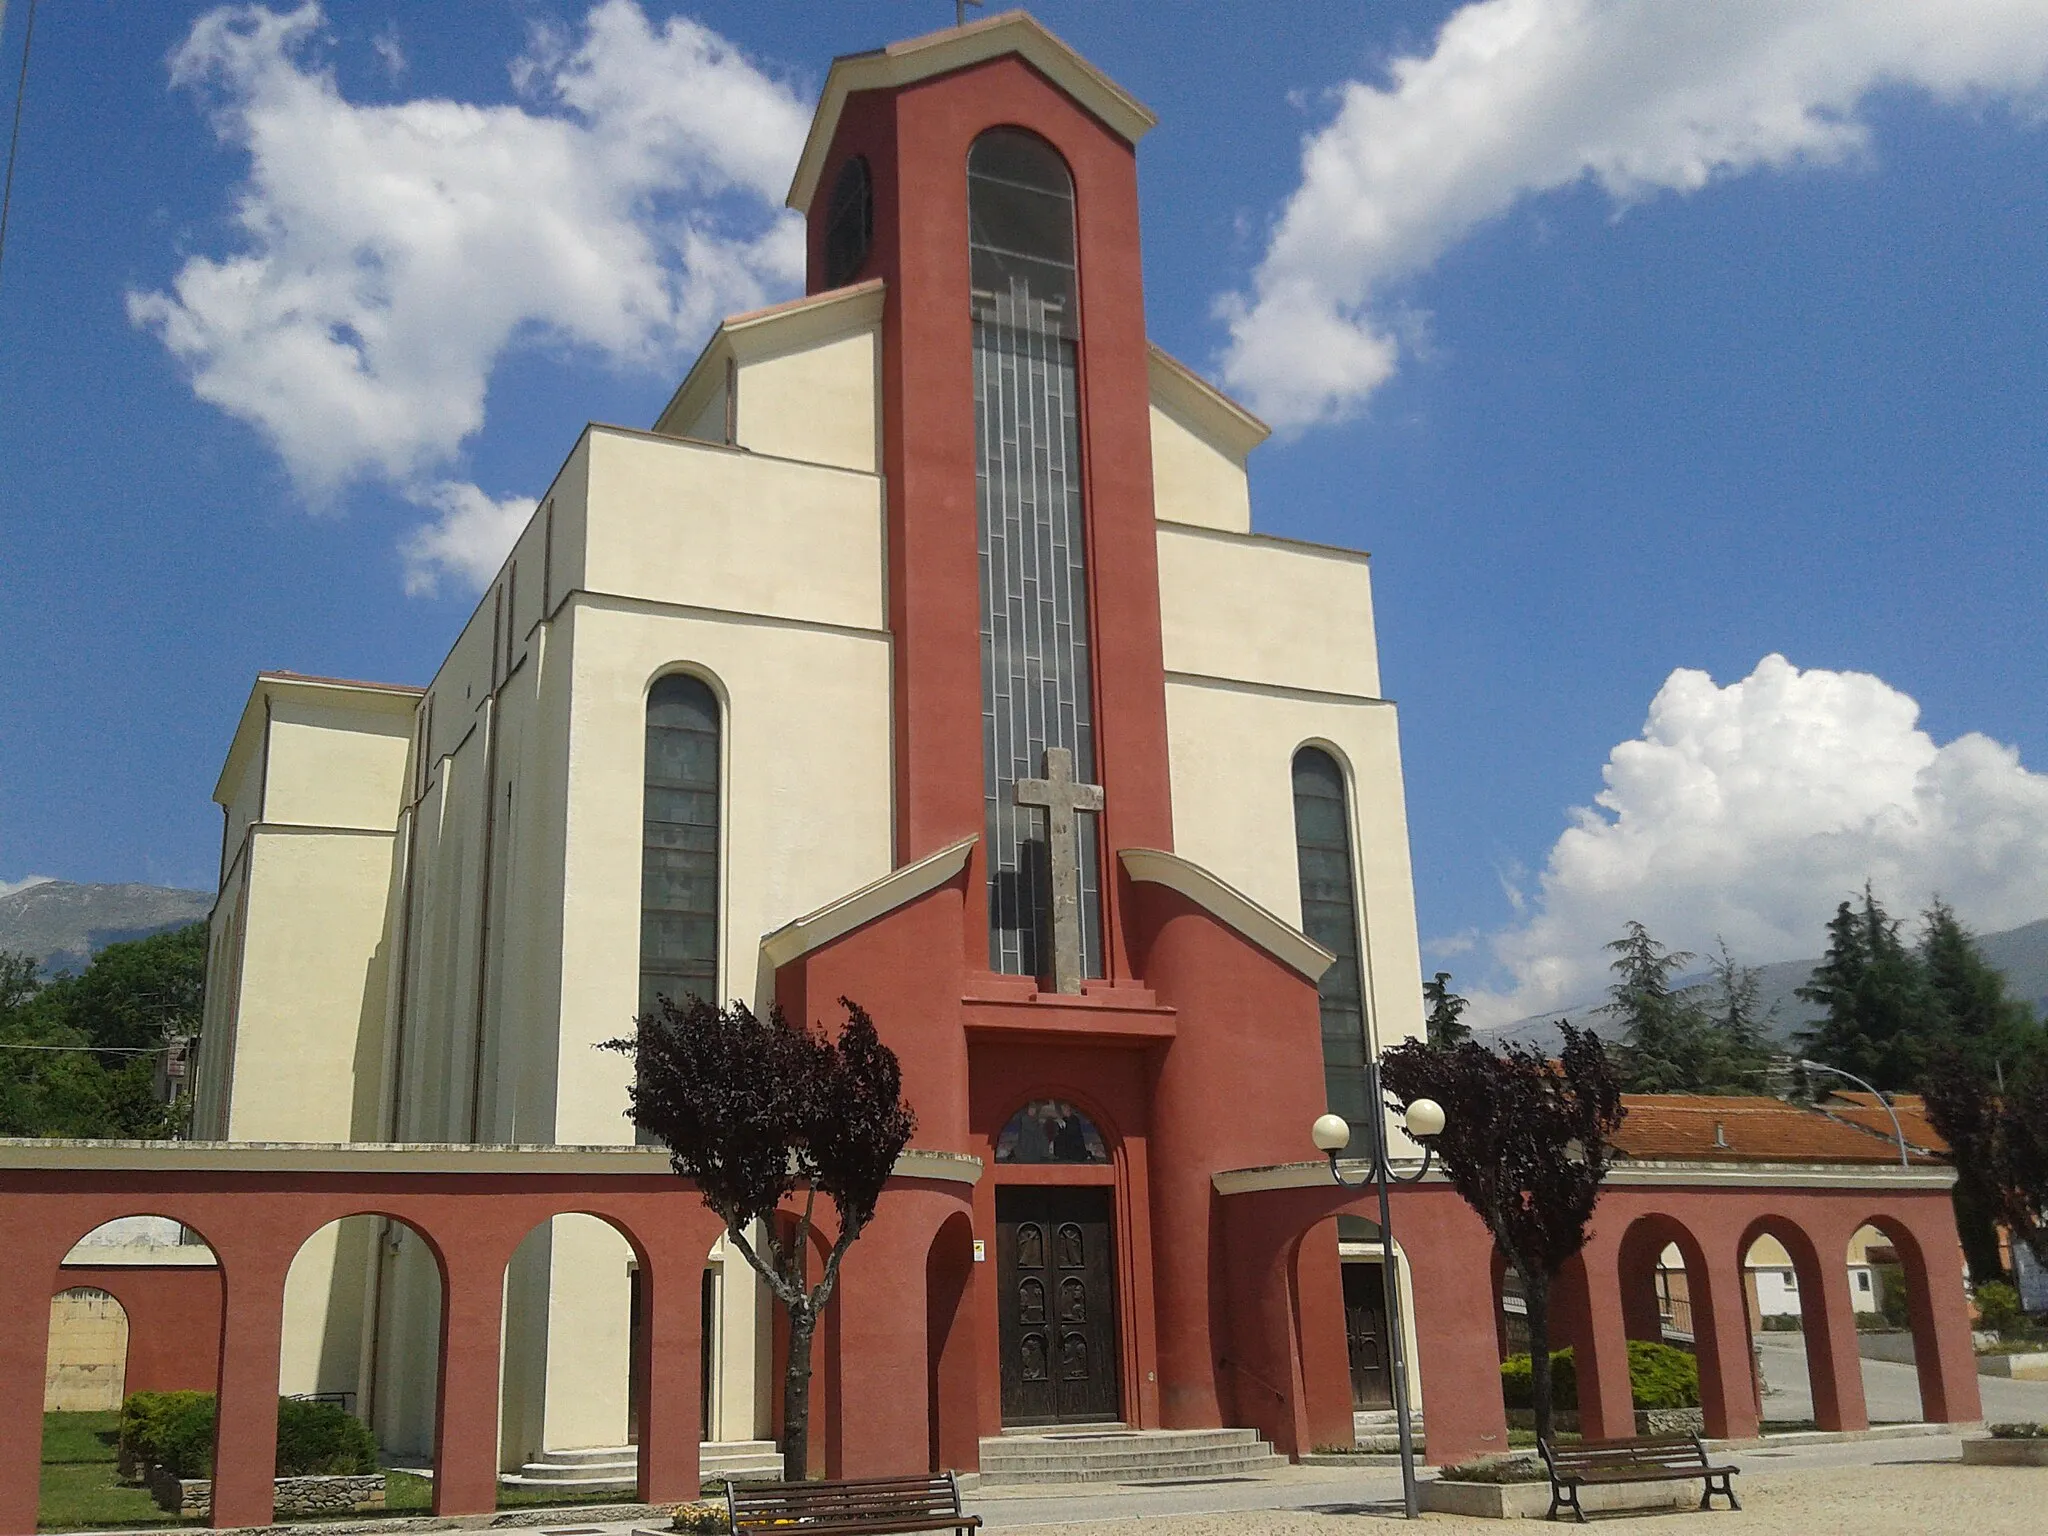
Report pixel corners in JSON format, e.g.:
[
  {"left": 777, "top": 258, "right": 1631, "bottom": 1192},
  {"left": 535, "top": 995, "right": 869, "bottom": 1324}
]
[
  {"left": 1352, "top": 1408, "right": 1425, "bottom": 1455},
  {"left": 978, "top": 1427, "right": 1283, "bottom": 1485},
  {"left": 500, "top": 1441, "right": 782, "bottom": 1491}
]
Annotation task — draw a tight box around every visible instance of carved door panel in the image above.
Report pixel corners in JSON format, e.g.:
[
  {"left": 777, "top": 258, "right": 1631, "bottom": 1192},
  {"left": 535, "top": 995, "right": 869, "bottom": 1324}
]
[
  {"left": 996, "top": 1187, "right": 1120, "bottom": 1424},
  {"left": 1342, "top": 1261, "right": 1393, "bottom": 1410}
]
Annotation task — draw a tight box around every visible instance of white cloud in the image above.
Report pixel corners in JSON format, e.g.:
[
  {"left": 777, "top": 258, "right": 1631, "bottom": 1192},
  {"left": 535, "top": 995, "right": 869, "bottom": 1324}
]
[
  {"left": 131, "top": 2, "right": 808, "bottom": 588},
  {"left": 0, "top": 876, "right": 56, "bottom": 898},
  {"left": 1220, "top": 0, "right": 2048, "bottom": 430},
  {"left": 399, "top": 481, "right": 536, "bottom": 597},
  {"left": 1467, "top": 655, "right": 2048, "bottom": 1026}
]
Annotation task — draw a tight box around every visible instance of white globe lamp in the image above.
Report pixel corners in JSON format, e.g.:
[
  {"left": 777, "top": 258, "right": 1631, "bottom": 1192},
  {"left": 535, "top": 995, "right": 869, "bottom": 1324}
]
[
  {"left": 1311, "top": 1112, "right": 1352, "bottom": 1154},
  {"left": 1404, "top": 1098, "right": 1446, "bottom": 1140}
]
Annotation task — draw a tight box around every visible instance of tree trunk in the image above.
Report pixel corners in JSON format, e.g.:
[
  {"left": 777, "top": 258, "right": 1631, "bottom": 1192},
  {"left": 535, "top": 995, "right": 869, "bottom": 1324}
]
[
  {"left": 782, "top": 1302, "right": 816, "bottom": 1481},
  {"left": 1524, "top": 1268, "right": 1556, "bottom": 1449}
]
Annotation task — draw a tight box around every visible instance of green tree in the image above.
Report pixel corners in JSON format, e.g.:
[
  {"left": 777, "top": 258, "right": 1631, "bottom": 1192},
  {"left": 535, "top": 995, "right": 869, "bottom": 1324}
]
[
  {"left": 1916, "top": 903, "right": 2045, "bottom": 1282},
  {"left": 1380, "top": 1025, "right": 1626, "bottom": 1448},
  {"left": 0, "top": 924, "right": 202, "bottom": 1138},
  {"left": 1919, "top": 901, "right": 2039, "bottom": 1084},
  {"left": 1795, "top": 885, "right": 1932, "bottom": 1092},
  {"left": 1423, "top": 971, "right": 1473, "bottom": 1048},
  {"left": 1602, "top": 921, "right": 1710, "bottom": 1092},
  {"left": 1696, "top": 940, "right": 1778, "bottom": 1093}
]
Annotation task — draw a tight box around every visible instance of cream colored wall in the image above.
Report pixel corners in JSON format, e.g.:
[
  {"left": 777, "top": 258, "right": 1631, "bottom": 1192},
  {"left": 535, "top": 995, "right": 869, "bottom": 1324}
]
[
  {"left": 1156, "top": 523, "right": 1380, "bottom": 699},
  {"left": 732, "top": 327, "right": 879, "bottom": 474},
  {"left": 44, "top": 1289, "right": 129, "bottom": 1411},
  {"left": 540, "top": 1216, "right": 636, "bottom": 1451},
  {"left": 549, "top": 597, "right": 894, "bottom": 1145},
  {"left": 580, "top": 429, "right": 886, "bottom": 630},
  {"left": 279, "top": 1216, "right": 376, "bottom": 1399},
  {"left": 225, "top": 829, "right": 400, "bottom": 1142},
  {"left": 1164, "top": 681, "right": 1425, "bottom": 1057},
  {"left": 262, "top": 701, "right": 410, "bottom": 831},
  {"left": 1149, "top": 399, "right": 1251, "bottom": 533}
]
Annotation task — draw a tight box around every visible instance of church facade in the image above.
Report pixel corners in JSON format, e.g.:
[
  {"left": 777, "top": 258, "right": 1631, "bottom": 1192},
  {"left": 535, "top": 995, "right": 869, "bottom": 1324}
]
[
  {"left": 193, "top": 13, "right": 1423, "bottom": 1467},
  {"left": 178, "top": 12, "right": 1981, "bottom": 1485}
]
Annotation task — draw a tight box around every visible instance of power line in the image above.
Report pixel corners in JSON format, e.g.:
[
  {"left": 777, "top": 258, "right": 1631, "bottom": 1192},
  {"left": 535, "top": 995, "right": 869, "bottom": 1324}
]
[
  {"left": 0, "top": 0, "right": 39, "bottom": 290},
  {"left": 0, "top": 1041, "right": 180, "bottom": 1055}
]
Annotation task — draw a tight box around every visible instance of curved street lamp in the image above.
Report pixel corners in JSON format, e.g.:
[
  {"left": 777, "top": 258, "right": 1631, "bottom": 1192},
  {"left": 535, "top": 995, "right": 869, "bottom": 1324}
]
[
  {"left": 1312, "top": 1068, "right": 1446, "bottom": 1520},
  {"left": 1797, "top": 1057, "right": 1911, "bottom": 1169}
]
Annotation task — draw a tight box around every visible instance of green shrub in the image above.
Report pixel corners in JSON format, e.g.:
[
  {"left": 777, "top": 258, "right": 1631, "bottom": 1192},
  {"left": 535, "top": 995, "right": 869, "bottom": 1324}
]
[
  {"left": 275, "top": 1398, "right": 377, "bottom": 1476},
  {"left": 1976, "top": 1281, "right": 2025, "bottom": 1337},
  {"left": 1499, "top": 1342, "right": 1699, "bottom": 1411},
  {"left": 1500, "top": 1349, "right": 1578, "bottom": 1410},
  {"left": 119, "top": 1391, "right": 216, "bottom": 1479},
  {"left": 1760, "top": 1314, "right": 1804, "bottom": 1332},
  {"left": 1989, "top": 1422, "right": 2048, "bottom": 1440},
  {"left": 1854, "top": 1310, "right": 1898, "bottom": 1332},
  {"left": 1625, "top": 1341, "right": 1700, "bottom": 1409},
  {"left": 1874, "top": 1263, "right": 1911, "bottom": 1328},
  {"left": 120, "top": 1393, "right": 377, "bottom": 1480}
]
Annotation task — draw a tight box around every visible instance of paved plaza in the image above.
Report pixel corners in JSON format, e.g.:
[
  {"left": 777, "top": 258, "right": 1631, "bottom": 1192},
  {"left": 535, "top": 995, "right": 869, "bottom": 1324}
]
[{"left": 1754, "top": 1333, "right": 2048, "bottom": 1424}]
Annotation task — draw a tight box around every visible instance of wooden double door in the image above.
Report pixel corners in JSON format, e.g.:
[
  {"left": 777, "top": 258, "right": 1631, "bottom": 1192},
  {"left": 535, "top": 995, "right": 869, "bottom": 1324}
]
[
  {"left": 995, "top": 1186, "right": 1121, "bottom": 1425},
  {"left": 1342, "top": 1261, "right": 1394, "bottom": 1410}
]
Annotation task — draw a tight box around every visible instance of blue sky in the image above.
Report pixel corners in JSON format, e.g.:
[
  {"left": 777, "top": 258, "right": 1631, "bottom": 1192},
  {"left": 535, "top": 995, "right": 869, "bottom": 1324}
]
[{"left": 2, "top": 1, "right": 2045, "bottom": 1019}]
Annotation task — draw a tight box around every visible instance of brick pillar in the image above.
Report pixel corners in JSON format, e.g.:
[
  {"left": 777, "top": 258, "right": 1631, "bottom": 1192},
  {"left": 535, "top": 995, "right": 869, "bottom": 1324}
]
[
  {"left": 1404, "top": 1192, "right": 1510, "bottom": 1464},
  {"left": 1901, "top": 1208, "right": 1983, "bottom": 1426},
  {"left": 1690, "top": 1239, "right": 1760, "bottom": 1442},
  {"left": 0, "top": 1224, "right": 64, "bottom": 1536},
  {"left": 433, "top": 1243, "right": 509, "bottom": 1515},
  {"left": 210, "top": 1251, "right": 291, "bottom": 1528},
  {"left": 1798, "top": 1239, "right": 1867, "bottom": 1433},
  {"left": 835, "top": 1193, "right": 946, "bottom": 1477},
  {"left": 1556, "top": 1250, "right": 1634, "bottom": 1442},
  {"left": 636, "top": 1226, "right": 708, "bottom": 1503}
]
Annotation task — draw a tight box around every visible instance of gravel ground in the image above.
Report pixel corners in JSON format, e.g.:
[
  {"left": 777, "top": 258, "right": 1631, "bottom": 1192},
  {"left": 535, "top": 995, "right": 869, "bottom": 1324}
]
[{"left": 987, "top": 1453, "right": 2048, "bottom": 1533}]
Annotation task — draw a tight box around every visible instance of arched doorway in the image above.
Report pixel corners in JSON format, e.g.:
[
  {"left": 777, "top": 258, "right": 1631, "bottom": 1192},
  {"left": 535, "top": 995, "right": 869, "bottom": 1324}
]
[
  {"left": 992, "top": 1099, "right": 1119, "bottom": 1426},
  {"left": 1738, "top": 1216, "right": 1864, "bottom": 1432},
  {"left": 285, "top": 1215, "right": 442, "bottom": 1464}
]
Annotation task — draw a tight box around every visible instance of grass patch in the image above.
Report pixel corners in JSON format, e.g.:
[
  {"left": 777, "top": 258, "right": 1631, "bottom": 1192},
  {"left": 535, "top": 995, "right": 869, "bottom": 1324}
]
[{"left": 39, "top": 1410, "right": 198, "bottom": 1531}]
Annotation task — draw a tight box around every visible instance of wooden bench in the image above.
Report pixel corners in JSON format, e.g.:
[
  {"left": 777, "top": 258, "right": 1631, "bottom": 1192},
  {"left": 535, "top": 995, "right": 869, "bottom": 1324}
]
[
  {"left": 725, "top": 1472, "right": 981, "bottom": 1536},
  {"left": 1536, "top": 1433, "right": 1740, "bottom": 1523}
]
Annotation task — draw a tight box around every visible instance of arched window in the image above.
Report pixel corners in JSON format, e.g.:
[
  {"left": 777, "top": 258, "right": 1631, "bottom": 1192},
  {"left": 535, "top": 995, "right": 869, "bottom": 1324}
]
[
  {"left": 969, "top": 127, "right": 1101, "bottom": 983},
  {"left": 641, "top": 674, "right": 720, "bottom": 1016},
  {"left": 995, "top": 1099, "right": 1109, "bottom": 1165},
  {"left": 1293, "top": 747, "right": 1369, "bottom": 1126}
]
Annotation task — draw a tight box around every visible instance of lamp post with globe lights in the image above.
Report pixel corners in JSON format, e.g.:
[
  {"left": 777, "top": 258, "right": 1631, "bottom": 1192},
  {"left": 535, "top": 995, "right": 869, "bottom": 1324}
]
[{"left": 1311, "top": 1064, "right": 1446, "bottom": 1520}]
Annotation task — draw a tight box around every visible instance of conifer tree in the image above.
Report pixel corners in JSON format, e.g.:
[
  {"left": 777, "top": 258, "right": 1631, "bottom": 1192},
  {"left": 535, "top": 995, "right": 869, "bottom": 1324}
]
[
  {"left": 1423, "top": 971, "right": 1473, "bottom": 1048},
  {"left": 1795, "top": 885, "right": 1932, "bottom": 1092},
  {"left": 1920, "top": 901, "right": 2037, "bottom": 1083},
  {"left": 1602, "top": 921, "right": 1708, "bottom": 1092},
  {"left": 1698, "top": 940, "right": 1778, "bottom": 1094}
]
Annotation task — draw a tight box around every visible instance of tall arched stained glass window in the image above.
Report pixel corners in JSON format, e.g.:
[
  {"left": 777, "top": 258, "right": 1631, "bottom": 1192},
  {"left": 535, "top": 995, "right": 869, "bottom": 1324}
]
[
  {"left": 969, "top": 126, "right": 1102, "bottom": 983},
  {"left": 641, "top": 674, "right": 720, "bottom": 1017},
  {"left": 1292, "top": 747, "right": 1369, "bottom": 1127}
]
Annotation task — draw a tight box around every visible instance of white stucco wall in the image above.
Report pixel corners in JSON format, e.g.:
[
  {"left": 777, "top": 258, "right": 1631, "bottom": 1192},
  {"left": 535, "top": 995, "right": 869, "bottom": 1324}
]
[
  {"left": 1155, "top": 523, "right": 1379, "bottom": 699},
  {"left": 1149, "top": 399, "right": 1252, "bottom": 534}
]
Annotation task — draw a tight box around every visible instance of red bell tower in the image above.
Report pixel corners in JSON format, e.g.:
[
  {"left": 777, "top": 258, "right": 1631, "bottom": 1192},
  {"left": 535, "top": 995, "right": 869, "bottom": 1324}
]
[{"left": 788, "top": 13, "right": 1173, "bottom": 990}]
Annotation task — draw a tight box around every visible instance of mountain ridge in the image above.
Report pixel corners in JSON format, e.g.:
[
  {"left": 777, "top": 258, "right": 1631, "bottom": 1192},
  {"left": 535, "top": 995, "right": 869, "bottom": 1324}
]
[
  {"left": 0, "top": 881, "right": 212, "bottom": 976},
  {"left": 1486, "top": 915, "right": 2048, "bottom": 1051}
]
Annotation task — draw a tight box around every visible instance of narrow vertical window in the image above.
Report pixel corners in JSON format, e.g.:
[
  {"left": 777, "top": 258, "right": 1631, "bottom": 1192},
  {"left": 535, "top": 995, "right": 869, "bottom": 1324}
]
[
  {"left": 1293, "top": 748, "right": 1369, "bottom": 1126},
  {"left": 970, "top": 126, "right": 1101, "bottom": 981},
  {"left": 641, "top": 675, "right": 720, "bottom": 1016}
]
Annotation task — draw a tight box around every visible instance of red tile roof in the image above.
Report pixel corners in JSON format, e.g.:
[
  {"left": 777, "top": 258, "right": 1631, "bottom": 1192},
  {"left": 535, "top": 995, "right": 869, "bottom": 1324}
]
[
  {"left": 1818, "top": 1091, "right": 1948, "bottom": 1156},
  {"left": 1611, "top": 1094, "right": 1943, "bottom": 1165}
]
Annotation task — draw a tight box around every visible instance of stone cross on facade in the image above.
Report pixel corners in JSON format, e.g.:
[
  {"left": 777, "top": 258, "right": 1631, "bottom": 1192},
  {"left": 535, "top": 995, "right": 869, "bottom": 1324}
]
[{"left": 1014, "top": 746, "right": 1104, "bottom": 995}]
